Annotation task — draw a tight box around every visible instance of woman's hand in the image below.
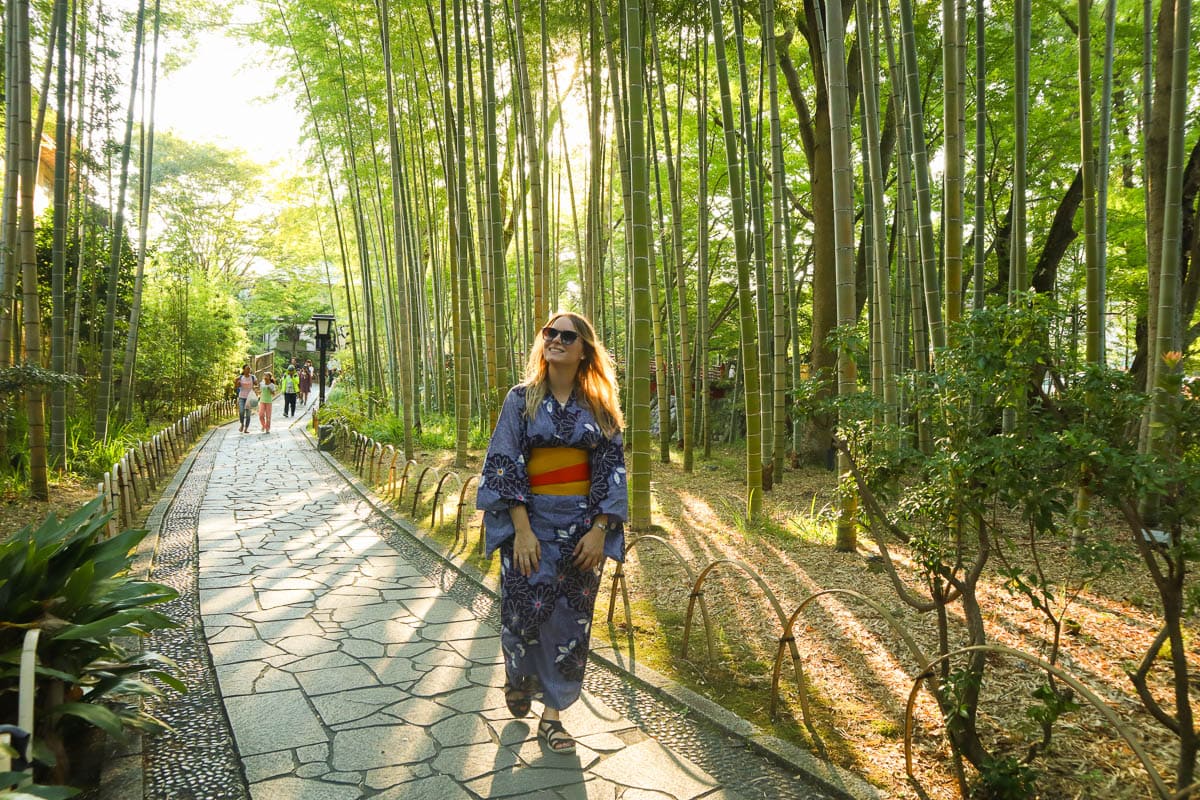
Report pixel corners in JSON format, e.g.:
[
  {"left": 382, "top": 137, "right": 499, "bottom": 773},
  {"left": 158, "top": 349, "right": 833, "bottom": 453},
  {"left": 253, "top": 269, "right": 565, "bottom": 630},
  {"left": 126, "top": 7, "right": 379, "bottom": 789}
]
[
  {"left": 572, "top": 523, "right": 606, "bottom": 571},
  {"left": 513, "top": 528, "right": 541, "bottom": 577}
]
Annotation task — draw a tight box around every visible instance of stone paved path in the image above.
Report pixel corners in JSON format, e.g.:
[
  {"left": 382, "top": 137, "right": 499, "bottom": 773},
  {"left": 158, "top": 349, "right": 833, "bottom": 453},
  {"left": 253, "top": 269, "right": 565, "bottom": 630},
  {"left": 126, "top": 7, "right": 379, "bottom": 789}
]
[{"left": 136, "top": 407, "right": 860, "bottom": 800}]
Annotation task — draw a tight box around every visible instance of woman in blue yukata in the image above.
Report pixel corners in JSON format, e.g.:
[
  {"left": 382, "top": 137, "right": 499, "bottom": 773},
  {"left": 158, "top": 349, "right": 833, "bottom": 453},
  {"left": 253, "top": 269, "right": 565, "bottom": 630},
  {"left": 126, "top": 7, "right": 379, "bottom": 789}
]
[{"left": 477, "top": 311, "right": 627, "bottom": 755}]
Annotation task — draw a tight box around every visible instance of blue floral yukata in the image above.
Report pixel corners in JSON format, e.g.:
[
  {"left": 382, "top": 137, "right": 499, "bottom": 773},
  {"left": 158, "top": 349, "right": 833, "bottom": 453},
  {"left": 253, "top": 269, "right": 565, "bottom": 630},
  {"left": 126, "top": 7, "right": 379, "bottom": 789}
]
[{"left": 477, "top": 385, "right": 627, "bottom": 710}]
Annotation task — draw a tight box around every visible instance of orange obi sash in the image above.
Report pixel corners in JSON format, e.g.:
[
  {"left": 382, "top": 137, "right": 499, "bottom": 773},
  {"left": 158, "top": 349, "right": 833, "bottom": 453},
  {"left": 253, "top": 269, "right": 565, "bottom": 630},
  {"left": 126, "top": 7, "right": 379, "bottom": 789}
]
[{"left": 528, "top": 447, "right": 591, "bottom": 495}]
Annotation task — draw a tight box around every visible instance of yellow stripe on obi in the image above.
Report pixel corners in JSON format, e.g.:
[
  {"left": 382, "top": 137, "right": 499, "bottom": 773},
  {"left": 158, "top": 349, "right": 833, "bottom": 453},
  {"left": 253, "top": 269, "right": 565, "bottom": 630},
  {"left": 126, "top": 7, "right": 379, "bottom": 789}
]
[{"left": 527, "top": 447, "right": 591, "bottom": 495}]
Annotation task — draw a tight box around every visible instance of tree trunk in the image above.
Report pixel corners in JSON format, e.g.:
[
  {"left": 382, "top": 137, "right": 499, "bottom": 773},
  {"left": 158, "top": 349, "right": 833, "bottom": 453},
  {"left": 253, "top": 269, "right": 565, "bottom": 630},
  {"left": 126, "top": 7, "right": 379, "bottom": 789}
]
[
  {"left": 378, "top": 0, "right": 415, "bottom": 460},
  {"left": 94, "top": 0, "right": 146, "bottom": 442},
  {"left": 511, "top": 0, "right": 547, "bottom": 327},
  {"left": 825, "top": 0, "right": 858, "bottom": 551},
  {"left": 623, "top": 0, "right": 654, "bottom": 529},
  {"left": 119, "top": 0, "right": 162, "bottom": 424},
  {"left": 16, "top": 0, "right": 48, "bottom": 498},
  {"left": 708, "top": 0, "right": 763, "bottom": 518}
]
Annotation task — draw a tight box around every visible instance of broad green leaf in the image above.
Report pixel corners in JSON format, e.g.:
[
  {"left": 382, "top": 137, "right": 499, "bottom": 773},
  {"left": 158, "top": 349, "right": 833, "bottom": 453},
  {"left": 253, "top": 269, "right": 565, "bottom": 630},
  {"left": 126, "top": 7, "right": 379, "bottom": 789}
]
[
  {"left": 52, "top": 611, "right": 149, "bottom": 642},
  {"left": 47, "top": 702, "right": 125, "bottom": 738},
  {"left": 0, "top": 786, "right": 81, "bottom": 799}
]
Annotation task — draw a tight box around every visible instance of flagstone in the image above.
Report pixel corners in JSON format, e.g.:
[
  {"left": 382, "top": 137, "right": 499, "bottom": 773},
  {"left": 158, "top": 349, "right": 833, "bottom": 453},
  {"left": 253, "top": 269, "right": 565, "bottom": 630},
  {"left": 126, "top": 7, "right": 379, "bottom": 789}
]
[
  {"left": 217, "top": 662, "right": 298, "bottom": 696},
  {"left": 227, "top": 689, "right": 326, "bottom": 756},
  {"left": 295, "top": 663, "right": 379, "bottom": 695},
  {"left": 330, "top": 726, "right": 438, "bottom": 771}
]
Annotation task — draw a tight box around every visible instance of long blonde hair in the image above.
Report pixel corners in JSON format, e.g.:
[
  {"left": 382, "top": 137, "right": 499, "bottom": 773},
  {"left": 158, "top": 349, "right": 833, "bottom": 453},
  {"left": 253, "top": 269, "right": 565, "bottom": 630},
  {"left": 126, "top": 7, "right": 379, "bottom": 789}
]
[{"left": 522, "top": 311, "right": 624, "bottom": 437}]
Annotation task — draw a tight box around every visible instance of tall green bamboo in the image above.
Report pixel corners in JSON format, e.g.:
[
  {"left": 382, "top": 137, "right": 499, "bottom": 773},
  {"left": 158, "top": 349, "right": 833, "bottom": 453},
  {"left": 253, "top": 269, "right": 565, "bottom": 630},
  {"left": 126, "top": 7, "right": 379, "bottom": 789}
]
[
  {"left": 1148, "top": 0, "right": 1192, "bottom": 480},
  {"left": 16, "top": 0, "right": 47, "bottom": 497},
  {"left": 94, "top": 0, "right": 146, "bottom": 442},
  {"left": 763, "top": 0, "right": 789, "bottom": 482},
  {"left": 119, "top": 0, "right": 162, "bottom": 424},
  {"left": 480, "top": 0, "right": 511, "bottom": 422},
  {"left": 826, "top": 0, "right": 858, "bottom": 550},
  {"left": 511, "top": 0, "right": 547, "bottom": 325},
  {"left": 942, "top": 0, "right": 963, "bottom": 327},
  {"left": 583, "top": 6, "right": 604, "bottom": 324},
  {"left": 971, "top": 0, "right": 986, "bottom": 311},
  {"left": 731, "top": 0, "right": 771, "bottom": 474},
  {"left": 651, "top": 16, "right": 693, "bottom": 472},
  {"left": 50, "top": 0, "right": 70, "bottom": 465},
  {"left": 378, "top": 0, "right": 415, "bottom": 460},
  {"left": 1009, "top": 0, "right": 1030, "bottom": 300},
  {"left": 1078, "top": 0, "right": 1102, "bottom": 364},
  {"left": 451, "top": 0, "right": 472, "bottom": 467},
  {"left": 857, "top": 0, "right": 897, "bottom": 425},
  {"left": 624, "top": 0, "right": 654, "bottom": 529},
  {"left": 898, "top": 0, "right": 944, "bottom": 353},
  {"left": 0, "top": 1, "right": 18, "bottom": 412},
  {"left": 697, "top": 29, "right": 712, "bottom": 460},
  {"left": 707, "top": 0, "right": 762, "bottom": 519},
  {"left": 1095, "top": 0, "right": 1115, "bottom": 330}
]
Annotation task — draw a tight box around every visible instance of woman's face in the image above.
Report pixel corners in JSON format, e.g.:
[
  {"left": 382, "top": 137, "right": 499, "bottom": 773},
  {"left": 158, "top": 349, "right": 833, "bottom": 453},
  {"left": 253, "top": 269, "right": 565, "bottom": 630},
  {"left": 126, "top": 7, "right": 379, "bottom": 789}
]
[
  {"left": 242, "top": 366, "right": 251, "bottom": 375},
  {"left": 541, "top": 316, "right": 586, "bottom": 374}
]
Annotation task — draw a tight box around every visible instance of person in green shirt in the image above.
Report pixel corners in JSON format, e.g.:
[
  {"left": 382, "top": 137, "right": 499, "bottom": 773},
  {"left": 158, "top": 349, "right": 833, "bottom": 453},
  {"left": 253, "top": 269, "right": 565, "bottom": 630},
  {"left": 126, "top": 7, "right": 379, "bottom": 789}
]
[{"left": 281, "top": 365, "right": 300, "bottom": 417}]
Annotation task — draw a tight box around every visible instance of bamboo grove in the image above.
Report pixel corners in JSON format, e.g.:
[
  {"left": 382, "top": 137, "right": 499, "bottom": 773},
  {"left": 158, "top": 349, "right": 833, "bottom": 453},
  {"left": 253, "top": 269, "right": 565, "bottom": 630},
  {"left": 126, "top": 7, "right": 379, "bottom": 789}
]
[
  {"left": 0, "top": 0, "right": 249, "bottom": 499},
  {"left": 0, "top": 0, "right": 1197, "bottom": 522},
  {"left": 251, "top": 0, "right": 1199, "bottom": 540}
]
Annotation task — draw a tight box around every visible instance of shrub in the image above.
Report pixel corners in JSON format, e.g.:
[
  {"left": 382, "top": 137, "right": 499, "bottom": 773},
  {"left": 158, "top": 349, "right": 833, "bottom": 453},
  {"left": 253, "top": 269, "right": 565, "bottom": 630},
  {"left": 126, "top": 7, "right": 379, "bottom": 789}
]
[{"left": 0, "top": 499, "right": 184, "bottom": 786}]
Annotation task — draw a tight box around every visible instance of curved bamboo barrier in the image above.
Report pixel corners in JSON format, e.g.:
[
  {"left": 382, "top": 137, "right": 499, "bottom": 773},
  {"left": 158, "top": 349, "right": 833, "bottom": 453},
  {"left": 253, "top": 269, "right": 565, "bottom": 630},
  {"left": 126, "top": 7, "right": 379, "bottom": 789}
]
[
  {"left": 397, "top": 459, "right": 419, "bottom": 501},
  {"left": 430, "top": 471, "right": 464, "bottom": 528},
  {"left": 681, "top": 559, "right": 807, "bottom": 726},
  {"left": 453, "top": 475, "right": 483, "bottom": 552},
  {"left": 606, "top": 534, "right": 716, "bottom": 662},
  {"left": 367, "top": 441, "right": 384, "bottom": 484},
  {"left": 769, "top": 588, "right": 929, "bottom": 729},
  {"left": 96, "top": 399, "right": 237, "bottom": 536},
  {"left": 902, "top": 644, "right": 1172, "bottom": 799},
  {"left": 410, "top": 465, "right": 442, "bottom": 517},
  {"left": 381, "top": 445, "right": 400, "bottom": 499},
  {"left": 1170, "top": 782, "right": 1200, "bottom": 800}
]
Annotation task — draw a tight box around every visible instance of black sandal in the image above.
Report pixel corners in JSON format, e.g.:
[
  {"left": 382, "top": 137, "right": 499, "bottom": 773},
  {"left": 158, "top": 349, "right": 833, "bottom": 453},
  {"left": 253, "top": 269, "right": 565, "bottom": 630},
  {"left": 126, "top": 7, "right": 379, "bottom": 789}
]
[
  {"left": 538, "top": 718, "right": 576, "bottom": 754},
  {"left": 504, "top": 678, "right": 532, "bottom": 718}
]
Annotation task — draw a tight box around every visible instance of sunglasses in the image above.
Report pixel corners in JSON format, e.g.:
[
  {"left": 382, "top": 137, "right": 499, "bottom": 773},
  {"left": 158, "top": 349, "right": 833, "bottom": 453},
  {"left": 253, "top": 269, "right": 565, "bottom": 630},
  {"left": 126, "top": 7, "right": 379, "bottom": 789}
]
[{"left": 541, "top": 326, "right": 580, "bottom": 346}]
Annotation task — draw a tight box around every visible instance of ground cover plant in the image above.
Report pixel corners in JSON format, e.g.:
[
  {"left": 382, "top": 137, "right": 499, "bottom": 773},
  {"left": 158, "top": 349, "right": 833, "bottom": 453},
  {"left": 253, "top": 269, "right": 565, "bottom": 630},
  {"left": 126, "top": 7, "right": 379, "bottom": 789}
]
[{"left": 0, "top": 500, "right": 184, "bottom": 791}]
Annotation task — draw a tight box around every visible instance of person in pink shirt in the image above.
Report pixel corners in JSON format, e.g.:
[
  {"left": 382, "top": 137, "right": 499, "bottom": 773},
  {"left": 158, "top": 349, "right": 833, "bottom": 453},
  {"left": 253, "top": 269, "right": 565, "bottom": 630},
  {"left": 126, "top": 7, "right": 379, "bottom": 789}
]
[
  {"left": 235, "top": 364, "right": 258, "bottom": 434},
  {"left": 258, "top": 372, "right": 277, "bottom": 433}
]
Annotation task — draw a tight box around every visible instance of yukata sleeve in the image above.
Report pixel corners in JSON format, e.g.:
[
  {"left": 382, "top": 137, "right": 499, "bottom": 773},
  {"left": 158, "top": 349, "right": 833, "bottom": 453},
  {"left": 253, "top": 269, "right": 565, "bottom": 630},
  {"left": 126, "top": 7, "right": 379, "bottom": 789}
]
[
  {"left": 476, "top": 387, "right": 531, "bottom": 557},
  {"left": 588, "top": 430, "right": 628, "bottom": 563}
]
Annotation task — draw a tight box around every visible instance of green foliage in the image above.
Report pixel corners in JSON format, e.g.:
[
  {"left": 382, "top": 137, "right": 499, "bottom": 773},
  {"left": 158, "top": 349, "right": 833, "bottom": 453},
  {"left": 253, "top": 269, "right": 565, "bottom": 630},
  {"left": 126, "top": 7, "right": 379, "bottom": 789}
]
[
  {"left": 133, "top": 261, "right": 250, "bottom": 416},
  {"left": 0, "top": 367, "right": 82, "bottom": 397},
  {"left": 0, "top": 780, "right": 80, "bottom": 799},
  {"left": 969, "top": 755, "right": 1039, "bottom": 800},
  {"left": 0, "top": 499, "right": 184, "bottom": 783},
  {"left": 0, "top": 369, "right": 83, "bottom": 444},
  {"left": 318, "top": 387, "right": 489, "bottom": 452},
  {"left": 240, "top": 265, "right": 333, "bottom": 354},
  {"left": 1026, "top": 682, "right": 1080, "bottom": 730},
  {"left": 63, "top": 417, "right": 138, "bottom": 480},
  {"left": 149, "top": 133, "right": 270, "bottom": 280},
  {"left": 835, "top": 299, "right": 1200, "bottom": 786},
  {"left": 942, "top": 668, "right": 981, "bottom": 726}
]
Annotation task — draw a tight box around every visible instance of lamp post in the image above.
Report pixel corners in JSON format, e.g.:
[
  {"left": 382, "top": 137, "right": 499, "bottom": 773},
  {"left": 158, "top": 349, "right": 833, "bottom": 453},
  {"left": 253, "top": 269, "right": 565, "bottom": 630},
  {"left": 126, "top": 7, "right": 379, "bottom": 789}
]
[{"left": 311, "top": 313, "right": 335, "bottom": 406}]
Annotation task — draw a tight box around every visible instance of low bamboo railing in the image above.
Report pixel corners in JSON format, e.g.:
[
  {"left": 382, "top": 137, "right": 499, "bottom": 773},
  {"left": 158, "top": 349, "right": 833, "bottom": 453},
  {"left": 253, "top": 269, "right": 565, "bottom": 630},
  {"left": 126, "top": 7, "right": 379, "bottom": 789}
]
[{"left": 96, "top": 400, "right": 239, "bottom": 536}]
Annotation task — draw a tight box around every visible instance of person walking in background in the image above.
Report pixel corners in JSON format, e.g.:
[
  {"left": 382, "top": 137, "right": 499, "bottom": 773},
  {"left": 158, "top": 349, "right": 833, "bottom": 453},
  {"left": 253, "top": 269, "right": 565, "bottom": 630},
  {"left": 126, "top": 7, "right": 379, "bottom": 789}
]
[
  {"left": 258, "top": 372, "right": 277, "bottom": 433},
  {"left": 281, "top": 365, "right": 299, "bottom": 417},
  {"left": 235, "top": 364, "right": 258, "bottom": 434},
  {"left": 299, "top": 360, "right": 313, "bottom": 406},
  {"left": 476, "top": 311, "right": 627, "bottom": 755}
]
